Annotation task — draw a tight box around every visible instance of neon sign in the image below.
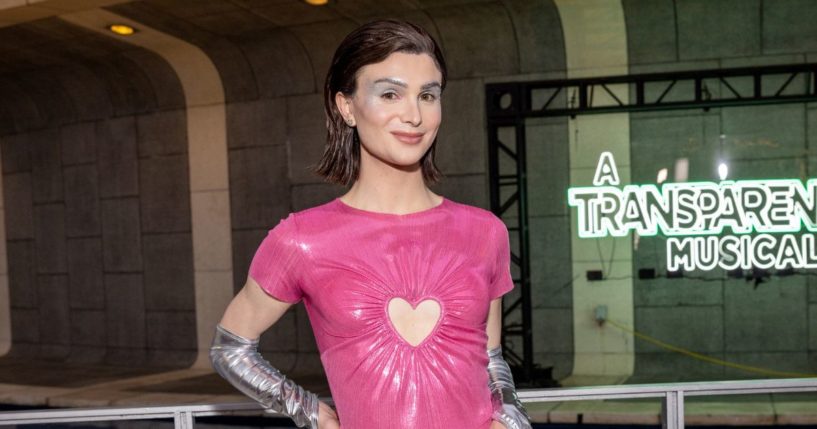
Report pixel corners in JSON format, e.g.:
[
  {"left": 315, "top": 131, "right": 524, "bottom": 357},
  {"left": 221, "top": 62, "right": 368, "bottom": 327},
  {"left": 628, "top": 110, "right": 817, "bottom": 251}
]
[{"left": 567, "top": 152, "right": 817, "bottom": 271}]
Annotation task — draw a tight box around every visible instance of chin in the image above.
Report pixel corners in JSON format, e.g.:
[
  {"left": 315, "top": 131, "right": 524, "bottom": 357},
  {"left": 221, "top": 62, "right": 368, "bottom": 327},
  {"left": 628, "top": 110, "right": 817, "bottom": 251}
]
[
  {"left": 364, "top": 140, "right": 432, "bottom": 168},
  {"left": 383, "top": 154, "right": 425, "bottom": 170},
  {"left": 392, "top": 158, "right": 425, "bottom": 169}
]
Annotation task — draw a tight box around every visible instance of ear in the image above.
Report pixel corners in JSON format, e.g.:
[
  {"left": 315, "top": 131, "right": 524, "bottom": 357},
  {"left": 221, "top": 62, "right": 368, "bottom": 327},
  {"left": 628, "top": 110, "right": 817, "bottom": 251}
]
[{"left": 335, "top": 92, "right": 355, "bottom": 124}]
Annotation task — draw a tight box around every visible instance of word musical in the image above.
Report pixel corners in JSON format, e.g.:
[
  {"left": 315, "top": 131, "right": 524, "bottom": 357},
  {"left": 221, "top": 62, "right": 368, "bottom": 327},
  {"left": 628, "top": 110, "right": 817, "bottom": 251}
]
[{"left": 568, "top": 152, "right": 817, "bottom": 272}]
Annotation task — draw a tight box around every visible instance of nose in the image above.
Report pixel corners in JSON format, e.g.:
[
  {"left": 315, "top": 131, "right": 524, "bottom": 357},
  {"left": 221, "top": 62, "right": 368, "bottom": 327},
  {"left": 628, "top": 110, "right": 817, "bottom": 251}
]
[{"left": 400, "top": 98, "right": 422, "bottom": 127}]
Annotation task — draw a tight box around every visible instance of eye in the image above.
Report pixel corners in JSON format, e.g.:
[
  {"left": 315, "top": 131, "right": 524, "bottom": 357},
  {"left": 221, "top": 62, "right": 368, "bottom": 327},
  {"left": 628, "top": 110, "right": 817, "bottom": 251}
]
[
  {"left": 421, "top": 93, "right": 438, "bottom": 102},
  {"left": 381, "top": 91, "right": 398, "bottom": 100}
]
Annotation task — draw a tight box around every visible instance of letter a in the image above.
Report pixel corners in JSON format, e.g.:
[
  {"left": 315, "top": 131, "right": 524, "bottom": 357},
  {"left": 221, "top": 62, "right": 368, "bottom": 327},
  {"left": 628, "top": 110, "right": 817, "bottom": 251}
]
[{"left": 593, "top": 151, "right": 620, "bottom": 186}]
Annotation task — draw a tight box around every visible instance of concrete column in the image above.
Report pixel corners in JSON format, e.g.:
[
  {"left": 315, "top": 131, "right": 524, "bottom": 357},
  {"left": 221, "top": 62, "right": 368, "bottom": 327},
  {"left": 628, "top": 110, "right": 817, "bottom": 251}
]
[
  {"left": 553, "top": 0, "right": 634, "bottom": 385},
  {"left": 0, "top": 148, "right": 9, "bottom": 356},
  {"left": 61, "top": 10, "right": 233, "bottom": 369}
]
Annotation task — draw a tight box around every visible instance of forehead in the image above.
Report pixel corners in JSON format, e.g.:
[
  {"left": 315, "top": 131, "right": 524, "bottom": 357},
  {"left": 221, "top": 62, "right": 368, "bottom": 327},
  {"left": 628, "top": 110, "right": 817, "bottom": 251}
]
[{"left": 356, "top": 52, "right": 442, "bottom": 86}]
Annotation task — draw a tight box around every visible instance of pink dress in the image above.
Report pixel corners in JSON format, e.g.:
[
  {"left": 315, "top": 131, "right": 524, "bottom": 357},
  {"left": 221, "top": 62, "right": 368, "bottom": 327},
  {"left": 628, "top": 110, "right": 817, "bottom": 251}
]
[{"left": 248, "top": 197, "right": 515, "bottom": 429}]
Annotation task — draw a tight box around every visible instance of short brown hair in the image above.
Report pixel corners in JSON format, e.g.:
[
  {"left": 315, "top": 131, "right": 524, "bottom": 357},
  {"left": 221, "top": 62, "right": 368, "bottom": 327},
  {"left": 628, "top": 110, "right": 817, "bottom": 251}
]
[{"left": 313, "top": 19, "right": 447, "bottom": 187}]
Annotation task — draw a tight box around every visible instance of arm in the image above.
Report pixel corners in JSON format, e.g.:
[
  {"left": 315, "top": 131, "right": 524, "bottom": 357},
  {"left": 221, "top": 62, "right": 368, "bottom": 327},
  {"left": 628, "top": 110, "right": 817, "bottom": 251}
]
[
  {"left": 486, "top": 298, "right": 532, "bottom": 429},
  {"left": 486, "top": 298, "right": 503, "bottom": 350},
  {"left": 219, "top": 275, "right": 292, "bottom": 339},
  {"left": 210, "top": 277, "right": 324, "bottom": 428}
]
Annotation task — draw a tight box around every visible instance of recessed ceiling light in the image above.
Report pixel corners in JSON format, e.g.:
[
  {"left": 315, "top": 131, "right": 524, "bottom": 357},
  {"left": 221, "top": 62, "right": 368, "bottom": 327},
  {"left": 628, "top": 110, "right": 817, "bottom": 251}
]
[
  {"left": 303, "top": 0, "right": 329, "bottom": 5},
  {"left": 107, "top": 24, "right": 136, "bottom": 36}
]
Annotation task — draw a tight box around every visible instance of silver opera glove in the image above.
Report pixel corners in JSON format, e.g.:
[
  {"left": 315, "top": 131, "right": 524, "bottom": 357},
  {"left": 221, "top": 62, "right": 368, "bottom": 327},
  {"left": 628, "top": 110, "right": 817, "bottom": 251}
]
[
  {"left": 210, "top": 324, "right": 319, "bottom": 429},
  {"left": 487, "top": 345, "right": 532, "bottom": 429}
]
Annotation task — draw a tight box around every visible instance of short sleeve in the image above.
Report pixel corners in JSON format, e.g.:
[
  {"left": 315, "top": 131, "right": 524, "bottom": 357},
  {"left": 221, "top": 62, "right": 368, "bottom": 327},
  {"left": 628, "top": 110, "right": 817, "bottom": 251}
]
[
  {"left": 489, "top": 219, "right": 515, "bottom": 300},
  {"left": 248, "top": 213, "right": 304, "bottom": 304}
]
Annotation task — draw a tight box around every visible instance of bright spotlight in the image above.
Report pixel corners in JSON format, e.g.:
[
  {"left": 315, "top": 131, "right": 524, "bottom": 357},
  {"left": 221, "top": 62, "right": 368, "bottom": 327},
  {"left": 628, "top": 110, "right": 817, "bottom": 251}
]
[
  {"left": 656, "top": 168, "right": 668, "bottom": 184},
  {"left": 718, "top": 162, "right": 728, "bottom": 181}
]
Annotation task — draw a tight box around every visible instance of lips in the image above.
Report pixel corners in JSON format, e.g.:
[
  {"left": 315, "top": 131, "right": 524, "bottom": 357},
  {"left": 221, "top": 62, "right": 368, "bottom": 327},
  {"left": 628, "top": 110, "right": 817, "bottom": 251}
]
[{"left": 391, "top": 131, "right": 424, "bottom": 144}]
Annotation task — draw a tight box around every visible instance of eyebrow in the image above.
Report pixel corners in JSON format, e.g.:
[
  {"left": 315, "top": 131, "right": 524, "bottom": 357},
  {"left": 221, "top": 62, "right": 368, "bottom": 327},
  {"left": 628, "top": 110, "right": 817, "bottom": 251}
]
[{"left": 372, "top": 78, "right": 442, "bottom": 91}]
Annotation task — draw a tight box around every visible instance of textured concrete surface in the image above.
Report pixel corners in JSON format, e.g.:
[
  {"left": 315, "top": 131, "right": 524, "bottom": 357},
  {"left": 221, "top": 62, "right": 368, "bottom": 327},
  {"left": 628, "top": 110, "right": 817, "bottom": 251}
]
[
  {"left": 63, "top": 165, "right": 101, "bottom": 238},
  {"left": 677, "top": 0, "right": 761, "bottom": 60},
  {"left": 635, "top": 307, "right": 723, "bottom": 354},
  {"left": 436, "top": 79, "right": 487, "bottom": 175}
]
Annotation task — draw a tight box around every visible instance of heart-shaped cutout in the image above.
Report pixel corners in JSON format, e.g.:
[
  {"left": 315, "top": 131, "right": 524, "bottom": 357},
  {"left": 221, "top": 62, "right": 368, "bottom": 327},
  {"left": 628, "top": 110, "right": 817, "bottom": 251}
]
[{"left": 387, "top": 297, "right": 441, "bottom": 347}]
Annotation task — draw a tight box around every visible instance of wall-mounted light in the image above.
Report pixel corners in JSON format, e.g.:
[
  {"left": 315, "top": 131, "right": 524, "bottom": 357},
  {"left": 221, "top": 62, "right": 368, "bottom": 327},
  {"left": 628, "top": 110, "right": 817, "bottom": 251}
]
[
  {"left": 656, "top": 168, "right": 668, "bottom": 184},
  {"left": 717, "top": 135, "right": 728, "bottom": 181},
  {"left": 108, "top": 24, "right": 136, "bottom": 36},
  {"left": 674, "top": 158, "right": 689, "bottom": 182},
  {"left": 303, "top": 0, "right": 329, "bottom": 5},
  {"left": 718, "top": 162, "right": 728, "bottom": 181}
]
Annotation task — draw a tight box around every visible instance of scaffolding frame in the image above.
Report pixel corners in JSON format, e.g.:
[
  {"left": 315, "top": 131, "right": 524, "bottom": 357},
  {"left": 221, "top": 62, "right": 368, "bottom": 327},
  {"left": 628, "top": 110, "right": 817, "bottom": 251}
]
[{"left": 486, "top": 63, "right": 817, "bottom": 384}]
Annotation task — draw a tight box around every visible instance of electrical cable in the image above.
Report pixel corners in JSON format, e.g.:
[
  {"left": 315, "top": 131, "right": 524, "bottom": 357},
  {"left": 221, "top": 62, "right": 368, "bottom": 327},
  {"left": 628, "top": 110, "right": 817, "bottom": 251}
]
[
  {"left": 540, "top": 273, "right": 582, "bottom": 302},
  {"left": 595, "top": 239, "right": 607, "bottom": 277},
  {"left": 604, "top": 318, "right": 817, "bottom": 378},
  {"left": 606, "top": 238, "right": 616, "bottom": 278}
]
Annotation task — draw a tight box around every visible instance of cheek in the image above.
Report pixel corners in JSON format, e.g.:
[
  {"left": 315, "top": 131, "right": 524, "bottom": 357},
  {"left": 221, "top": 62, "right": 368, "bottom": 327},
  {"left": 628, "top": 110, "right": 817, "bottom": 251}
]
[
  {"left": 358, "top": 98, "right": 394, "bottom": 125},
  {"left": 424, "top": 105, "right": 442, "bottom": 127}
]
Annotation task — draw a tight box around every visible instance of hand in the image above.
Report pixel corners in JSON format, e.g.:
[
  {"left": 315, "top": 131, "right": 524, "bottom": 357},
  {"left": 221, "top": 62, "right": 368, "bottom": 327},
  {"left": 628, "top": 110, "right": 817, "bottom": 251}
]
[
  {"left": 318, "top": 401, "right": 340, "bottom": 429},
  {"left": 490, "top": 420, "right": 508, "bottom": 429}
]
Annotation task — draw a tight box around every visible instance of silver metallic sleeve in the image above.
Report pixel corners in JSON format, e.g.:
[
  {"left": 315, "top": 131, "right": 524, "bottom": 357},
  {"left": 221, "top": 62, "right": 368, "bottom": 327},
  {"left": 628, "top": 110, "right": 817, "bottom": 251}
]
[
  {"left": 210, "top": 324, "right": 319, "bottom": 429},
  {"left": 487, "top": 345, "right": 532, "bottom": 429}
]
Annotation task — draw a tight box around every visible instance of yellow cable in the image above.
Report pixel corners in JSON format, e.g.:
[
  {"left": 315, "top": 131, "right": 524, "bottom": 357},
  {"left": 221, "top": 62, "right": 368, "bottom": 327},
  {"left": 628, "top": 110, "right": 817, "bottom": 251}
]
[{"left": 605, "top": 318, "right": 817, "bottom": 378}]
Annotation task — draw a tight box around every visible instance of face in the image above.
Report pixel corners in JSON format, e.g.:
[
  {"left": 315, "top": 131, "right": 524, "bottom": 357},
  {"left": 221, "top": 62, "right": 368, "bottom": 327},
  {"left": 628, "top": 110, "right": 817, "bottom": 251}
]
[{"left": 337, "top": 51, "right": 443, "bottom": 171}]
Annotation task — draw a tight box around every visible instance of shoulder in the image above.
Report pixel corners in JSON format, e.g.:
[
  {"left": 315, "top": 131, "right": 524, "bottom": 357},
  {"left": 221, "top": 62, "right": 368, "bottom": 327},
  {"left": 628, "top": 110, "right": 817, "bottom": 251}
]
[
  {"left": 292, "top": 198, "right": 337, "bottom": 218},
  {"left": 446, "top": 198, "right": 503, "bottom": 223},
  {"left": 269, "top": 198, "right": 339, "bottom": 234},
  {"left": 443, "top": 198, "right": 507, "bottom": 239},
  {"left": 294, "top": 198, "right": 338, "bottom": 219}
]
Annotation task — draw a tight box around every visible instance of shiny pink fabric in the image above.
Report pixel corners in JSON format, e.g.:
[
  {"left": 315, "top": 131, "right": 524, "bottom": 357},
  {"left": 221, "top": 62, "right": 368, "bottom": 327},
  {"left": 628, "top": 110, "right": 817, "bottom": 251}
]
[{"left": 248, "top": 197, "right": 515, "bottom": 429}]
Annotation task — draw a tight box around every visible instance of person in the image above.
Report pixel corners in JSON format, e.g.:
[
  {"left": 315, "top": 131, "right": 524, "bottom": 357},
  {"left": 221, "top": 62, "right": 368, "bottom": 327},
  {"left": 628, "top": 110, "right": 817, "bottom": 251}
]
[{"left": 209, "top": 19, "right": 531, "bottom": 429}]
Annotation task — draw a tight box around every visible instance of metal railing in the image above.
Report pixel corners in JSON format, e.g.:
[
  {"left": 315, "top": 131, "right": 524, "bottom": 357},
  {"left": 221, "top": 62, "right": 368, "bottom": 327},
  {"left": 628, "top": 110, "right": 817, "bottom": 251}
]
[
  {"left": 0, "top": 402, "right": 264, "bottom": 428},
  {"left": 1, "top": 378, "right": 815, "bottom": 428},
  {"left": 520, "top": 377, "right": 817, "bottom": 429}
]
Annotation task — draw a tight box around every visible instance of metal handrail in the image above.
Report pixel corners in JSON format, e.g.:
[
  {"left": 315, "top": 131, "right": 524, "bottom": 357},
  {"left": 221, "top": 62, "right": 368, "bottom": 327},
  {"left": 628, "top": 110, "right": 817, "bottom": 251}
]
[
  {"left": 0, "top": 378, "right": 815, "bottom": 429},
  {"left": 520, "top": 377, "right": 817, "bottom": 429},
  {"left": 520, "top": 377, "right": 817, "bottom": 400}
]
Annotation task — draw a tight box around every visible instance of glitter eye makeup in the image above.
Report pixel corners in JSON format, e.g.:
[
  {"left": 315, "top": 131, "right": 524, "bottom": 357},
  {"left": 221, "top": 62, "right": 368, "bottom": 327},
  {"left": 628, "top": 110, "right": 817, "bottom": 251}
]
[{"left": 368, "top": 78, "right": 442, "bottom": 103}]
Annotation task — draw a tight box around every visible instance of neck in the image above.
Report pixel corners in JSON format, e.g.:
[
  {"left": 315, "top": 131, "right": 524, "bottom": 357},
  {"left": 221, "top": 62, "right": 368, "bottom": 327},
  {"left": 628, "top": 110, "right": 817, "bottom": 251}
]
[{"left": 340, "top": 149, "right": 441, "bottom": 214}]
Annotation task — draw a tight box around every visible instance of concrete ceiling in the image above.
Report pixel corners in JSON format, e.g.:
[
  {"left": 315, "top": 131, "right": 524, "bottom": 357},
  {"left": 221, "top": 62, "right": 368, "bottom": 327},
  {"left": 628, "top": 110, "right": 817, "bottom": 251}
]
[
  {"left": 0, "top": 0, "right": 565, "bottom": 135},
  {"left": 0, "top": 0, "right": 130, "bottom": 28}
]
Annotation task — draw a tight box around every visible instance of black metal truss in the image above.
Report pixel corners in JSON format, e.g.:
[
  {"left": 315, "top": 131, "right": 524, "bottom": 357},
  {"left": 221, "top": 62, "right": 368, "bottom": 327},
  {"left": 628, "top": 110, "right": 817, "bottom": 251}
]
[
  {"left": 486, "top": 118, "right": 534, "bottom": 381},
  {"left": 487, "top": 63, "right": 817, "bottom": 119},
  {"left": 485, "top": 63, "right": 817, "bottom": 385}
]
